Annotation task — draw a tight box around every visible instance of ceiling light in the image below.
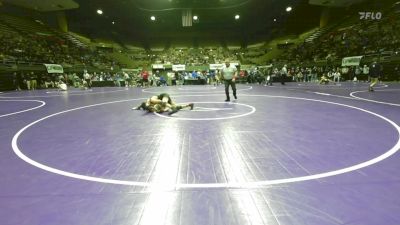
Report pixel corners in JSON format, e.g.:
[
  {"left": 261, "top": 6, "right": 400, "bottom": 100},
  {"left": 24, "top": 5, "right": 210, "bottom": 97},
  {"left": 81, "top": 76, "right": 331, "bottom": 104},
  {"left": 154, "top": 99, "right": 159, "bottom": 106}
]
[
  {"left": 235, "top": 14, "right": 240, "bottom": 20},
  {"left": 150, "top": 16, "right": 156, "bottom": 21},
  {"left": 193, "top": 15, "right": 198, "bottom": 20},
  {"left": 273, "top": 18, "right": 277, "bottom": 22},
  {"left": 97, "top": 9, "right": 103, "bottom": 15},
  {"left": 286, "top": 6, "right": 292, "bottom": 12},
  {"left": 112, "top": 21, "right": 115, "bottom": 25}
]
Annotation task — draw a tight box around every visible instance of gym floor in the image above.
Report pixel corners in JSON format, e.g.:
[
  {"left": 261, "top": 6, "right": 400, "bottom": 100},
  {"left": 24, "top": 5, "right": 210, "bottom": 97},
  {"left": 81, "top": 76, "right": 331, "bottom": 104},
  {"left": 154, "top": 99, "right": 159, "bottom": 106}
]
[{"left": 0, "top": 82, "right": 399, "bottom": 225}]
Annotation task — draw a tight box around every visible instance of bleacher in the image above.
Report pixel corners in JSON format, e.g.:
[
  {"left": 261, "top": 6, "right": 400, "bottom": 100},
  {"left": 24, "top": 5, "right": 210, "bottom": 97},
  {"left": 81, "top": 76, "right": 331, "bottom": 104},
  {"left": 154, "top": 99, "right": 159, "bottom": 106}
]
[
  {"left": 1, "top": 3, "right": 399, "bottom": 84},
  {"left": 55, "top": 31, "right": 88, "bottom": 48},
  {"left": 0, "top": 14, "right": 121, "bottom": 74},
  {"left": 304, "top": 25, "right": 335, "bottom": 43},
  {"left": 0, "top": 21, "right": 17, "bottom": 34},
  {"left": 0, "top": 14, "right": 52, "bottom": 35}
]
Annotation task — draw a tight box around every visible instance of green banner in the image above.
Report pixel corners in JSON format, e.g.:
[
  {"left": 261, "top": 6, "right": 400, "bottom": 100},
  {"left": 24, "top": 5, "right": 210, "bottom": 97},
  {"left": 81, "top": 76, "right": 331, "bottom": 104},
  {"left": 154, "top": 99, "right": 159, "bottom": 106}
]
[
  {"left": 44, "top": 64, "right": 64, "bottom": 73},
  {"left": 342, "top": 56, "right": 363, "bottom": 66}
]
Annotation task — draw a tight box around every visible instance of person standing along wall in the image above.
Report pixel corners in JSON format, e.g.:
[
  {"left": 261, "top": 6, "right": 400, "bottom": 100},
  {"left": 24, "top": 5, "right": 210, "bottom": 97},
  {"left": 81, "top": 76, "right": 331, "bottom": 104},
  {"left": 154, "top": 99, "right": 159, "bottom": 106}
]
[
  {"left": 280, "top": 65, "right": 288, "bottom": 85},
  {"left": 84, "top": 71, "right": 92, "bottom": 89},
  {"left": 362, "top": 65, "right": 370, "bottom": 82}
]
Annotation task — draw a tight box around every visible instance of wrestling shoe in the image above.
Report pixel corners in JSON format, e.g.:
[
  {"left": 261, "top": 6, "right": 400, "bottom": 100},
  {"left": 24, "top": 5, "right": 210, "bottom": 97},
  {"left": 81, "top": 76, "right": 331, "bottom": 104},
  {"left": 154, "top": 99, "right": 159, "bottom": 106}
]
[{"left": 189, "top": 103, "right": 194, "bottom": 110}]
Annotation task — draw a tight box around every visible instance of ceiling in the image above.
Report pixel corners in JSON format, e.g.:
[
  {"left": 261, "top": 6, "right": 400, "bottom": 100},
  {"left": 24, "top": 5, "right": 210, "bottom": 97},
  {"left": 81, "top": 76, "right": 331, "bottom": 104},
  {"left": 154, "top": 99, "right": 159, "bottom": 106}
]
[
  {"left": 3, "top": 0, "right": 392, "bottom": 47},
  {"left": 2, "top": 0, "right": 78, "bottom": 12},
  {"left": 4, "top": 0, "right": 379, "bottom": 47},
  {"left": 64, "top": 0, "right": 311, "bottom": 46},
  {"left": 308, "top": 0, "right": 367, "bottom": 7}
]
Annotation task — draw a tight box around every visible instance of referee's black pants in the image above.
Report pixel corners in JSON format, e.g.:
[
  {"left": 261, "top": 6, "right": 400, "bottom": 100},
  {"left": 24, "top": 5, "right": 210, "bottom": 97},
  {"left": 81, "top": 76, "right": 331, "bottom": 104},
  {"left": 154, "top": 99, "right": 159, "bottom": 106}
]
[{"left": 224, "top": 79, "right": 237, "bottom": 100}]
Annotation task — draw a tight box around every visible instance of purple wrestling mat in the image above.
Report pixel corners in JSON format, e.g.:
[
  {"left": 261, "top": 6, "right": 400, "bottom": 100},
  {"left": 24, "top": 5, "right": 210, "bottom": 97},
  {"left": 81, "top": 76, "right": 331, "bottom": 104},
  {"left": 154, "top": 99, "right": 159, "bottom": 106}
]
[{"left": 0, "top": 83, "right": 399, "bottom": 225}]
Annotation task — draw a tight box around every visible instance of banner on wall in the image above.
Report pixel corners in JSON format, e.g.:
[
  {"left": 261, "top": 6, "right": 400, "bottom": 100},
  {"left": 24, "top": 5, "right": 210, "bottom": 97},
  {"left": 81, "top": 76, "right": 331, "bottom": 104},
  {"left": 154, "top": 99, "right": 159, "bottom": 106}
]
[
  {"left": 172, "top": 64, "right": 186, "bottom": 71},
  {"left": 258, "top": 64, "right": 273, "bottom": 69},
  {"left": 230, "top": 62, "right": 240, "bottom": 67},
  {"left": 210, "top": 62, "right": 240, "bottom": 70},
  {"left": 342, "top": 56, "right": 363, "bottom": 66},
  {"left": 209, "top": 64, "right": 224, "bottom": 70},
  {"left": 241, "top": 64, "right": 257, "bottom": 70},
  {"left": 152, "top": 64, "right": 164, "bottom": 69},
  {"left": 44, "top": 64, "right": 64, "bottom": 73},
  {"left": 122, "top": 68, "right": 141, "bottom": 72}
]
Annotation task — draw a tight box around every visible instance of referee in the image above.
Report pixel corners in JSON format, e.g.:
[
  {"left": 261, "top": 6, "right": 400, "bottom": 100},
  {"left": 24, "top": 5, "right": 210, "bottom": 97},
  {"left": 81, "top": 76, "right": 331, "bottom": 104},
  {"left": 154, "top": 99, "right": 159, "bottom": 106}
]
[
  {"left": 369, "top": 58, "right": 382, "bottom": 92},
  {"left": 221, "top": 59, "right": 238, "bottom": 102}
]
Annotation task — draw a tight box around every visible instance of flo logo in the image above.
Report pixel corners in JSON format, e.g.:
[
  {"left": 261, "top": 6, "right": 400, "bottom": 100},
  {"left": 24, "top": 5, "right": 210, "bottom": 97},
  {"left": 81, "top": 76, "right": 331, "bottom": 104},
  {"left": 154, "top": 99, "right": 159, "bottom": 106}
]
[{"left": 359, "top": 12, "right": 382, "bottom": 20}]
